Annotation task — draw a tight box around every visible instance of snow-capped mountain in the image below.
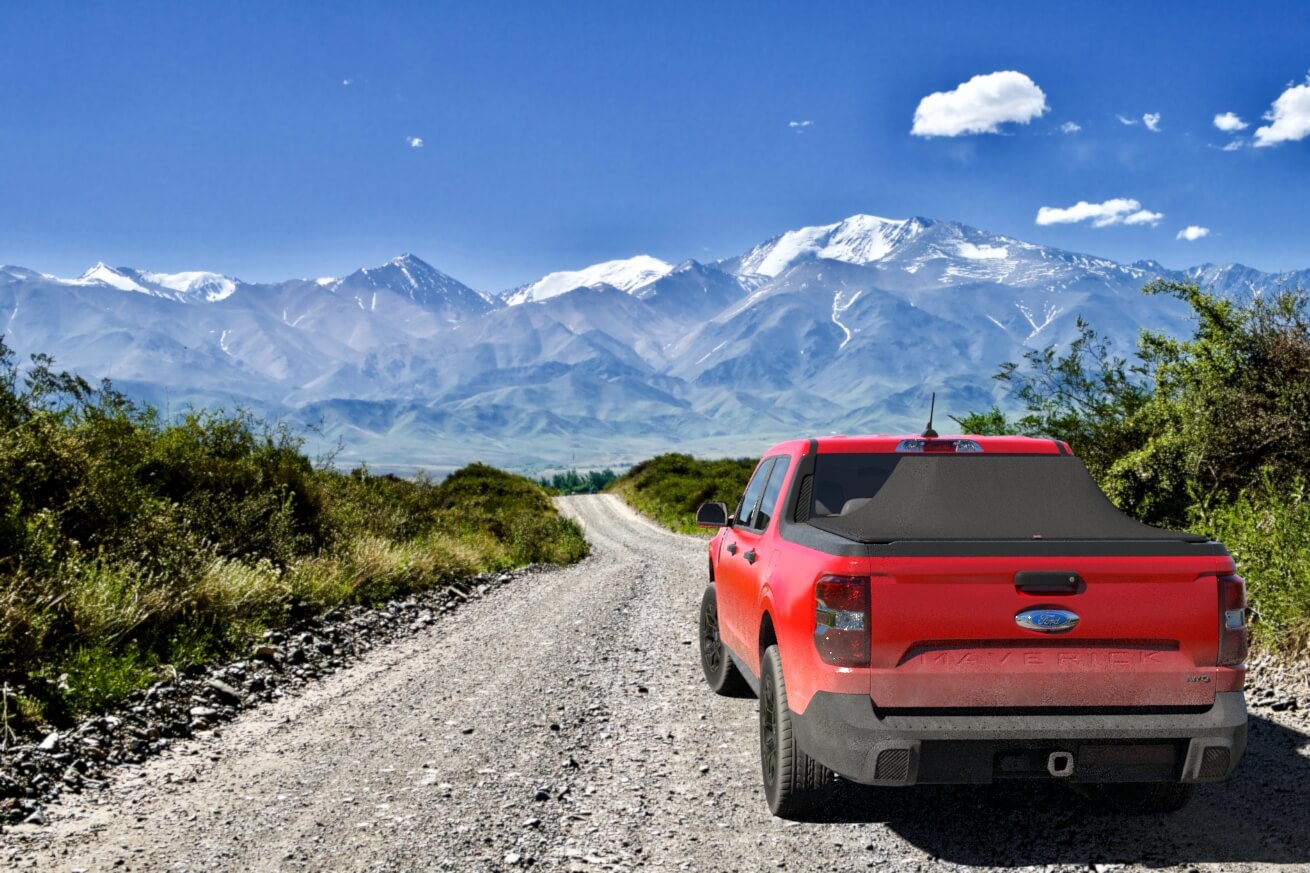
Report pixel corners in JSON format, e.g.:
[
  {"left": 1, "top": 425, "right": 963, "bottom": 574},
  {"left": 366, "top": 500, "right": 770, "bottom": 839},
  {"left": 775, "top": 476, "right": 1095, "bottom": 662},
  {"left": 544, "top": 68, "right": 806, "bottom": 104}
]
[
  {"left": 3, "top": 216, "right": 1303, "bottom": 471},
  {"left": 326, "top": 254, "right": 500, "bottom": 321},
  {"left": 69, "top": 263, "right": 240, "bottom": 302},
  {"left": 504, "top": 255, "right": 673, "bottom": 305},
  {"left": 719, "top": 215, "right": 932, "bottom": 279}
]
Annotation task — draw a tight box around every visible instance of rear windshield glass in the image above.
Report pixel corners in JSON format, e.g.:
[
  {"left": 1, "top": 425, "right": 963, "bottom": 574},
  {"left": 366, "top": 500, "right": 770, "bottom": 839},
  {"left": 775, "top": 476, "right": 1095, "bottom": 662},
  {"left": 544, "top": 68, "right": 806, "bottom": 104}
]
[
  {"left": 810, "top": 454, "right": 901, "bottom": 517},
  {"left": 806, "top": 453, "right": 1206, "bottom": 543}
]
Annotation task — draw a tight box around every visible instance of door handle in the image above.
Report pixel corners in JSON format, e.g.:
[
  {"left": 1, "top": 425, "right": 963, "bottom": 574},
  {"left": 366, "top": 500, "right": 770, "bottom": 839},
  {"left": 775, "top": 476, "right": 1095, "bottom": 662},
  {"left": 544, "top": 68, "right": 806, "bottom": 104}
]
[
  {"left": 744, "top": 550, "right": 757, "bottom": 564},
  {"left": 726, "top": 543, "right": 738, "bottom": 555}
]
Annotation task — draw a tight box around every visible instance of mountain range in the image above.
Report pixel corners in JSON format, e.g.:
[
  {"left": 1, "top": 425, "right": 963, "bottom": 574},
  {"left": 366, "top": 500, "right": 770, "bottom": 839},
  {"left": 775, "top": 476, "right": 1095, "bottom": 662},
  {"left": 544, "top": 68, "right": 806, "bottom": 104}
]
[{"left": 3, "top": 215, "right": 1307, "bottom": 473}]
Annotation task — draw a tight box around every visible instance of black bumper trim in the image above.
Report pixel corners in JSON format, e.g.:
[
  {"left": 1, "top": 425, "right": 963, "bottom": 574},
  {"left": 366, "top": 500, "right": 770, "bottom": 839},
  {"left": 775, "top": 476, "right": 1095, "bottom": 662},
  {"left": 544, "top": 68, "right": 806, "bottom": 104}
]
[{"left": 790, "top": 690, "right": 1247, "bottom": 786}]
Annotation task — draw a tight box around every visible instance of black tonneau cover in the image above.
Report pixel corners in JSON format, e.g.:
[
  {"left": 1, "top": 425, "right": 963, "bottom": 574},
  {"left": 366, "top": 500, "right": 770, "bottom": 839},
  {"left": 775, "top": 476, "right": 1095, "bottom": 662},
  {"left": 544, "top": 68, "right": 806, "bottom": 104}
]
[{"left": 805, "top": 455, "right": 1206, "bottom": 544}]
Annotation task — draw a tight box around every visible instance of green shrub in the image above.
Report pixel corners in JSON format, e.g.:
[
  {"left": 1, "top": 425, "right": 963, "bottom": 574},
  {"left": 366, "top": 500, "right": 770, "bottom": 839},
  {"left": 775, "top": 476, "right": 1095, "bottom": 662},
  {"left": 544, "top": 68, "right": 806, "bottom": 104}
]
[
  {"left": 610, "top": 453, "right": 757, "bottom": 534},
  {"left": 56, "top": 643, "right": 159, "bottom": 716}
]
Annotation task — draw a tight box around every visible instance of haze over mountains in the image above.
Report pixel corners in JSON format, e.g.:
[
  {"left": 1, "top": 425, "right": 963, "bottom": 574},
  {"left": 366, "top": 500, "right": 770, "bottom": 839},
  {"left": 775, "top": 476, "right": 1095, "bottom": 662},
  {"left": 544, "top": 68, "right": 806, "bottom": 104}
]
[{"left": 3, "top": 215, "right": 1306, "bottom": 472}]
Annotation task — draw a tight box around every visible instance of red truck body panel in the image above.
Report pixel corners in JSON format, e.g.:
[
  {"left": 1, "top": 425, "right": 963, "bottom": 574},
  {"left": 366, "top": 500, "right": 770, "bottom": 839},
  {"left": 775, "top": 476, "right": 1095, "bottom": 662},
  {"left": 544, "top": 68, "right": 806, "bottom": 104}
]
[{"left": 707, "top": 435, "right": 1245, "bottom": 715}]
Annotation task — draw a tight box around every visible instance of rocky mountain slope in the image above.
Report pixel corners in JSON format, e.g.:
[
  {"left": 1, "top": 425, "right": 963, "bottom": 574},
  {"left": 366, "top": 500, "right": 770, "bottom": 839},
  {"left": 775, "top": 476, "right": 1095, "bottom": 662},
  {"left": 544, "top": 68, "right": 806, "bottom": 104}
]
[{"left": 3, "top": 216, "right": 1306, "bottom": 471}]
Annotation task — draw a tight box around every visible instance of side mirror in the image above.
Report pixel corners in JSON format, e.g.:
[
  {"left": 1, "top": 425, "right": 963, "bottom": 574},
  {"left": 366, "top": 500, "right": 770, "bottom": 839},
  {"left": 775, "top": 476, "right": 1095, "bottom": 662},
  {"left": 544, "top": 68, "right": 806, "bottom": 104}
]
[{"left": 695, "top": 501, "right": 730, "bottom": 528}]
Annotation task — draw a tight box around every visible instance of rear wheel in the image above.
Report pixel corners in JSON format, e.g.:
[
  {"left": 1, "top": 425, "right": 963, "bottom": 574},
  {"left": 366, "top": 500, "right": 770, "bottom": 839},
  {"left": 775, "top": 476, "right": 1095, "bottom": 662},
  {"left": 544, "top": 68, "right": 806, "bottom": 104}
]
[
  {"left": 759, "top": 645, "right": 832, "bottom": 818},
  {"left": 1076, "top": 782, "right": 1195, "bottom": 814},
  {"left": 699, "top": 586, "right": 749, "bottom": 696}
]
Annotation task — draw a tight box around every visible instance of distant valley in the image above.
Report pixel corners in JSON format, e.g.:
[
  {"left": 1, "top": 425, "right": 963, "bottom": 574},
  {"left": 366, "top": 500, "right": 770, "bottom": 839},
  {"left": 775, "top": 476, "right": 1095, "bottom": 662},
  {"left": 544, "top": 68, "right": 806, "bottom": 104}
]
[{"left": 3, "top": 215, "right": 1306, "bottom": 473}]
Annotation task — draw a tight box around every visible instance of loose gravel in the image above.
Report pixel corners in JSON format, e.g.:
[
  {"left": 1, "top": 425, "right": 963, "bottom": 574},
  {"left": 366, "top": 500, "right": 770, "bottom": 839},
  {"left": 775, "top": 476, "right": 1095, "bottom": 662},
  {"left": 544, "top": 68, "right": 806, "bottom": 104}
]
[{"left": 4, "top": 494, "right": 1310, "bottom": 872}]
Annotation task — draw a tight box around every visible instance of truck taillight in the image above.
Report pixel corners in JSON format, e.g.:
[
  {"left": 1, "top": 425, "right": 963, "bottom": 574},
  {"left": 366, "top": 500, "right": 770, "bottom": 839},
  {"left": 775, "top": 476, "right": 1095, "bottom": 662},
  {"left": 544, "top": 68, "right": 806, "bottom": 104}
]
[
  {"left": 814, "top": 574, "right": 870, "bottom": 667},
  {"left": 1218, "top": 574, "right": 1248, "bottom": 667}
]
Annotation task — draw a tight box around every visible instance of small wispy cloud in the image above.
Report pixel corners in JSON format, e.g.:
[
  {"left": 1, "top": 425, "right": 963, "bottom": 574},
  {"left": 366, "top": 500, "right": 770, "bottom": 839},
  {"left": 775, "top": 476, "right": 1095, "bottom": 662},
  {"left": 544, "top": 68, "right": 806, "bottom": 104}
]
[
  {"left": 911, "top": 70, "right": 1048, "bottom": 137},
  {"left": 1035, "top": 197, "right": 1163, "bottom": 228},
  {"left": 1214, "top": 112, "right": 1249, "bottom": 132},
  {"left": 789, "top": 120, "right": 813, "bottom": 131},
  {"left": 1116, "top": 114, "right": 1138, "bottom": 126},
  {"left": 1060, "top": 121, "right": 1081, "bottom": 134},
  {"left": 1143, "top": 112, "right": 1162, "bottom": 132},
  {"left": 342, "top": 78, "right": 354, "bottom": 86},
  {"left": 1254, "top": 75, "right": 1310, "bottom": 147},
  {"left": 1177, "top": 226, "right": 1210, "bottom": 241},
  {"left": 405, "top": 136, "right": 424, "bottom": 149},
  {"left": 1220, "top": 140, "right": 1244, "bottom": 152},
  {"left": 1123, "top": 208, "right": 1164, "bottom": 225}
]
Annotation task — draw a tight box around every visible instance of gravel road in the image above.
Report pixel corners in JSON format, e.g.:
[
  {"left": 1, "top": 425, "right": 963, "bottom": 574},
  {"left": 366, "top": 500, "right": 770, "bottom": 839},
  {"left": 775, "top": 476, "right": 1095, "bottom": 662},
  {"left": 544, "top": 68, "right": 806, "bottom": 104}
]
[{"left": 6, "top": 494, "right": 1310, "bottom": 872}]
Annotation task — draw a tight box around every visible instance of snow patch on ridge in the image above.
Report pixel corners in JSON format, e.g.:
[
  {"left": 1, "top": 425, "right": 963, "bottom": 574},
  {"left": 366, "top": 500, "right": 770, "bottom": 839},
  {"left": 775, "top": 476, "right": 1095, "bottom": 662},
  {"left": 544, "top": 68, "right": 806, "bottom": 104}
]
[
  {"left": 75, "top": 264, "right": 150, "bottom": 294},
  {"left": 507, "top": 256, "right": 674, "bottom": 306},
  {"left": 736, "top": 215, "right": 928, "bottom": 278},
  {"left": 956, "top": 242, "right": 1008, "bottom": 260},
  {"left": 141, "top": 270, "right": 237, "bottom": 302},
  {"left": 831, "top": 290, "right": 862, "bottom": 350},
  {"left": 1016, "top": 301, "right": 1063, "bottom": 339},
  {"left": 67, "top": 264, "right": 238, "bottom": 302}
]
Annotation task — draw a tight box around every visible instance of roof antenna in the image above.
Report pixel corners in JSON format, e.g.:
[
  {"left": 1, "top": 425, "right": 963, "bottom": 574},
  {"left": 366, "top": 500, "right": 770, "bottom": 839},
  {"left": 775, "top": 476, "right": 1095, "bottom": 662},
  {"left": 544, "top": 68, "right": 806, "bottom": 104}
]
[{"left": 921, "top": 392, "right": 938, "bottom": 438}]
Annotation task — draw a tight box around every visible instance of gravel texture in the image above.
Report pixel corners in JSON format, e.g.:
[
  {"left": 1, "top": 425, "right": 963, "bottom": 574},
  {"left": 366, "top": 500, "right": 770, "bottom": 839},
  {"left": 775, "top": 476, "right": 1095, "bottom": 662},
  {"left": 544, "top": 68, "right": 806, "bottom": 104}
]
[{"left": 4, "top": 494, "right": 1310, "bottom": 872}]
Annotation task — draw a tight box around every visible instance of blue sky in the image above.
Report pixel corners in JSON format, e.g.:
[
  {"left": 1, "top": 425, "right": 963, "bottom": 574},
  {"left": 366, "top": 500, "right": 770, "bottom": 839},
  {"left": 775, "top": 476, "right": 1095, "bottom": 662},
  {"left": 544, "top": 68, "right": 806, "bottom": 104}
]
[{"left": 2, "top": 1, "right": 1308, "bottom": 290}]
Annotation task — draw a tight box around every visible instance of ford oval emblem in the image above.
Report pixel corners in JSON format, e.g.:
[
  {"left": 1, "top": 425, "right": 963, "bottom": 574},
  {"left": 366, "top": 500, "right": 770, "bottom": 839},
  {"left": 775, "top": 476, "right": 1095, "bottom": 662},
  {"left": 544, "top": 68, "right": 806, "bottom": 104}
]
[{"left": 1016, "top": 608, "right": 1080, "bottom": 633}]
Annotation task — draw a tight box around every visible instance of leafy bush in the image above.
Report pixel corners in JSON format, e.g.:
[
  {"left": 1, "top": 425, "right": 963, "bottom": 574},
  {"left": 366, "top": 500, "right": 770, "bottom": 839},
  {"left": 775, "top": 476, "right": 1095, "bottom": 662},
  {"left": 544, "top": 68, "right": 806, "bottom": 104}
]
[
  {"left": 0, "top": 340, "right": 587, "bottom": 728},
  {"left": 609, "top": 453, "right": 757, "bottom": 534}
]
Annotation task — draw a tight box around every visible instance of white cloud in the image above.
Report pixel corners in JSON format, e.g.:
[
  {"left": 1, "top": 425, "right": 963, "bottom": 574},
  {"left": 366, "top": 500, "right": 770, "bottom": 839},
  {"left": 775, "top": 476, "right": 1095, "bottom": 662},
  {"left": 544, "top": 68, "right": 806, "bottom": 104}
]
[
  {"left": 405, "top": 136, "right": 424, "bottom": 149},
  {"left": 1060, "top": 121, "right": 1081, "bottom": 134},
  {"left": 1177, "top": 225, "right": 1211, "bottom": 241},
  {"left": 1123, "top": 209, "right": 1164, "bottom": 225},
  {"left": 342, "top": 78, "right": 353, "bottom": 86},
  {"left": 1221, "top": 140, "right": 1244, "bottom": 152},
  {"left": 788, "top": 120, "right": 813, "bottom": 131},
  {"left": 1116, "top": 114, "right": 1138, "bottom": 125},
  {"left": 1035, "top": 198, "right": 1163, "bottom": 228},
  {"left": 1214, "top": 112, "right": 1248, "bottom": 132},
  {"left": 1254, "top": 77, "right": 1310, "bottom": 147},
  {"left": 911, "top": 71, "right": 1048, "bottom": 137},
  {"left": 1143, "top": 112, "right": 1162, "bottom": 132}
]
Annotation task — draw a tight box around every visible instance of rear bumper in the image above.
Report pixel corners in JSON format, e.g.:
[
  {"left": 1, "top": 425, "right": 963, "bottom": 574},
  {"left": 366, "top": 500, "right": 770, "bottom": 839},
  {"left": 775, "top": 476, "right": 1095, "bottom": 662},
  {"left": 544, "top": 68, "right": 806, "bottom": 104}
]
[{"left": 791, "top": 691, "right": 1247, "bottom": 786}]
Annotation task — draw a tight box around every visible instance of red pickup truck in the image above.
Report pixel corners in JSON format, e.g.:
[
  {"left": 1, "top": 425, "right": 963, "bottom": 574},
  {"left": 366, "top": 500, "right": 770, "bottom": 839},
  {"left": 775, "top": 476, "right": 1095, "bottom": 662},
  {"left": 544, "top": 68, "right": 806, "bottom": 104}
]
[{"left": 695, "top": 434, "right": 1247, "bottom": 818}]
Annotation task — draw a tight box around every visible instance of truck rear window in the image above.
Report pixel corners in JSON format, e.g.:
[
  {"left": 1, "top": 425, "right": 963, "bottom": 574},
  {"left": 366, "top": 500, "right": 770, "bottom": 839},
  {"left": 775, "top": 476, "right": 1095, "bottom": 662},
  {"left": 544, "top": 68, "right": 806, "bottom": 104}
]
[
  {"left": 809, "top": 454, "right": 901, "bottom": 517},
  {"left": 806, "top": 453, "right": 1207, "bottom": 543}
]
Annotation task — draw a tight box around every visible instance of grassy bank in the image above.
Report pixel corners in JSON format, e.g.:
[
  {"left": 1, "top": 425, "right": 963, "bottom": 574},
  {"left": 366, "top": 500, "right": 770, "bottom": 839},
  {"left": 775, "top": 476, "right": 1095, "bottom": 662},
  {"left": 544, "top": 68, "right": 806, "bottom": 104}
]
[
  {"left": 0, "top": 343, "right": 587, "bottom": 730},
  {"left": 608, "top": 453, "right": 756, "bottom": 534}
]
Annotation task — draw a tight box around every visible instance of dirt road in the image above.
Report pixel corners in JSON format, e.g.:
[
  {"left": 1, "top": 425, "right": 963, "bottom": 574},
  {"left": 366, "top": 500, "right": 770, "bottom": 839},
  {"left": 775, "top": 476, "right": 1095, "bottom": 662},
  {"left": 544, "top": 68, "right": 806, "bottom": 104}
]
[{"left": 7, "top": 494, "right": 1310, "bottom": 871}]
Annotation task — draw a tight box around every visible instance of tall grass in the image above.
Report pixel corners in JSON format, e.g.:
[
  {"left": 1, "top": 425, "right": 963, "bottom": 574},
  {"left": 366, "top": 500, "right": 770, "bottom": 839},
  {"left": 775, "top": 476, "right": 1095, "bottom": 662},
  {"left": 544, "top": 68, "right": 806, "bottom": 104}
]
[
  {"left": 1190, "top": 475, "right": 1310, "bottom": 650},
  {"left": 0, "top": 342, "right": 587, "bottom": 728}
]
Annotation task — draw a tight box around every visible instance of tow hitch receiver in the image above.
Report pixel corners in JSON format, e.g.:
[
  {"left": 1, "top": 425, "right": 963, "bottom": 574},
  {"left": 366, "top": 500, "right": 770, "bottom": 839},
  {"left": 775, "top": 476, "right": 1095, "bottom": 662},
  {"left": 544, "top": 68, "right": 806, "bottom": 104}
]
[{"left": 1047, "top": 751, "right": 1075, "bottom": 777}]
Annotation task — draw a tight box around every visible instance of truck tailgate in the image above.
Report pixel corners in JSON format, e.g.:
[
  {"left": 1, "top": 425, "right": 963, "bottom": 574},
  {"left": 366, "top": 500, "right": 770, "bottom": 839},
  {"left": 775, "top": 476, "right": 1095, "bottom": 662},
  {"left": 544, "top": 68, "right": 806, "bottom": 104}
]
[{"left": 869, "top": 554, "right": 1230, "bottom": 710}]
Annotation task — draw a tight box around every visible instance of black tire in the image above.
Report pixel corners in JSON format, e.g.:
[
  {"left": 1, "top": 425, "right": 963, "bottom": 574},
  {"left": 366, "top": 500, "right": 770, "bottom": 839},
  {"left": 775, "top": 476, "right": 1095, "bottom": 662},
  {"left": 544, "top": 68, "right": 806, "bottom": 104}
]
[
  {"left": 699, "top": 586, "right": 750, "bottom": 696},
  {"left": 1075, "top": 782, "right": 1195, "bottom": 814},
  {"left": 759, "top": 644, "right": 833, "bottom": 818}
]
